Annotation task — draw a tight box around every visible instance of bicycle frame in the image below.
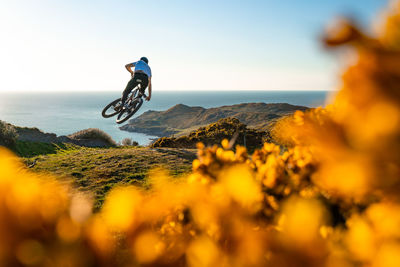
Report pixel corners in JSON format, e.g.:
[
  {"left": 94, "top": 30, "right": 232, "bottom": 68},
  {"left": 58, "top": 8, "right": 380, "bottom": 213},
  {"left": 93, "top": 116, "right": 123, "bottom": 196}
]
[{"left": 128, "top": 85, "right": 147, "bottom": 103}]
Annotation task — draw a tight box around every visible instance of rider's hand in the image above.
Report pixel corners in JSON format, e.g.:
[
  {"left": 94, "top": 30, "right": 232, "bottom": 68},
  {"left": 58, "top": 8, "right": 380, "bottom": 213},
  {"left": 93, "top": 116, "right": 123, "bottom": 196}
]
[
  {"left": 130, "top": 72, "right": 134, "bottom": 78},
  {"left": 146, "top": 96, "right": 151, "bottom": 101}
]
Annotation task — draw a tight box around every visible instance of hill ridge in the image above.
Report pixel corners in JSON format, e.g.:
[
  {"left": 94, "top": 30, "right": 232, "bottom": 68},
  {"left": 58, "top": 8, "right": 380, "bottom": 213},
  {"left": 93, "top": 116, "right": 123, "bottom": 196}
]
[{"left": 120, "top": 102, "right": 308, "bottom": 137}]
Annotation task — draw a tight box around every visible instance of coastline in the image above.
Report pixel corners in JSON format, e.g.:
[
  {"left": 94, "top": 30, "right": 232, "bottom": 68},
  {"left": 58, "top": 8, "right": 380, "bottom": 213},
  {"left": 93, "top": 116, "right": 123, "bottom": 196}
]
[{"left": 0, "top": 91, "right": 326, "bottom": 144}]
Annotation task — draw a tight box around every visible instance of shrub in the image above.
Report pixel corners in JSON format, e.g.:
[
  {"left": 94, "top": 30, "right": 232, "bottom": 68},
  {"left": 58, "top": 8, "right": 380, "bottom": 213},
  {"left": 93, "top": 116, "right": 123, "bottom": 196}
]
[
  {"left": 68, "top": 128, "right": 117, "bottom": 146},
  {"left": 0, "top": 121, "right": 18, "bottom": 149},
  {"left": 121, "top": 138, "right": 138, "bottom": 146}
]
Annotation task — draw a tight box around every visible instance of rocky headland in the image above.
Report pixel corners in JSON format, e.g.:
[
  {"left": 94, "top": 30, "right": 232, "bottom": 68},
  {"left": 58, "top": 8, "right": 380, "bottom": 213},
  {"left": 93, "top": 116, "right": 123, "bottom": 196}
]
[{"left": 120, "top": 102, "right": 308, "bottom": 137}]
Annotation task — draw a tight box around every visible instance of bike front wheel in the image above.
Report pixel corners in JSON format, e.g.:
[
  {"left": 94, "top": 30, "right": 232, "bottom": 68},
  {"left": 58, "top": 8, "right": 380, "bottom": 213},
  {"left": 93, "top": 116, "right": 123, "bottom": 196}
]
[
  {"left": 102, "top": 98, "right": 122, "bottom": 118},
  {"left": 116, "top": 98, "right": 143, "bottom": 124}
]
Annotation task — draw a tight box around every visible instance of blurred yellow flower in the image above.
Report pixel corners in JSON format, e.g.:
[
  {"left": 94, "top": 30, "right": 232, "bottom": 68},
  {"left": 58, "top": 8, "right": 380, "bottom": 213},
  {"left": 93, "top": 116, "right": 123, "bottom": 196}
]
[{"left": 101, "top": 186, "right": 142, "bottom": 232}]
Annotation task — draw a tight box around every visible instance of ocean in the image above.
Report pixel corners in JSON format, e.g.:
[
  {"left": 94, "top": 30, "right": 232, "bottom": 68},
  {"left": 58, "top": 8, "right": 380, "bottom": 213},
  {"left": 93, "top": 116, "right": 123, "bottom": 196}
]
[{"left": 0, "top": 90, "right": 330, "bottom": 145}]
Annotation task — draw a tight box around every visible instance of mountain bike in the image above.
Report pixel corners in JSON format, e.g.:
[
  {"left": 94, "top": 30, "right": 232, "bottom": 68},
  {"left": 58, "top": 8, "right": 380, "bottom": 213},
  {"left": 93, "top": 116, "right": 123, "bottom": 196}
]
[{"left": 101, "top": 85, "right": 146, "bottom": 124}]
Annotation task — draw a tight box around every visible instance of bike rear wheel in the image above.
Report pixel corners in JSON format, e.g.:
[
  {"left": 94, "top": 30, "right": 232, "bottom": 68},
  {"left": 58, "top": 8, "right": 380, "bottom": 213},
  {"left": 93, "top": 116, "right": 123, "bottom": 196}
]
[
  {"left": 116, "top": 98, "right": 143, "bottom": 124},
  {"left": 101, "top": 98, "right": 122, "bottom": 118}
]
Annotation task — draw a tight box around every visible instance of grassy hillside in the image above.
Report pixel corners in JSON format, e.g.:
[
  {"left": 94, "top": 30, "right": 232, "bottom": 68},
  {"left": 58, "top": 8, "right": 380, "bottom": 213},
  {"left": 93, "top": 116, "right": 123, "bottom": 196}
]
[{"left": 25, "top": 146, "right": 196, "bottom": 209}]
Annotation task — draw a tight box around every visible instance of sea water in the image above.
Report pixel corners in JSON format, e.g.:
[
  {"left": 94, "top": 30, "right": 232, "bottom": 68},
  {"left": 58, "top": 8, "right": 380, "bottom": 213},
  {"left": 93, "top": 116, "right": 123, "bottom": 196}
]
[{"left": 0, "top": 90, "right": 330, "bottom": 145}]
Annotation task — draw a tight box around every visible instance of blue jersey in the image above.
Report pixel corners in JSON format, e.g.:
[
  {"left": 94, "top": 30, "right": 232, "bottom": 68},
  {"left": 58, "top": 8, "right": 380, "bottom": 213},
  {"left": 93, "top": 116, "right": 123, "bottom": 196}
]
[{"left": 131, "top": 60, "right": 152, "bottom": 77}]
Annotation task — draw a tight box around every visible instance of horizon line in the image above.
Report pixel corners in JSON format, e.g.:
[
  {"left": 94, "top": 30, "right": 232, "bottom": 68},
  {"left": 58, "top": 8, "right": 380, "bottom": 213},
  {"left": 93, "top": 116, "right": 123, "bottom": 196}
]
[{"left": 0, "top": 89, "right": 335, "bottom": 94}]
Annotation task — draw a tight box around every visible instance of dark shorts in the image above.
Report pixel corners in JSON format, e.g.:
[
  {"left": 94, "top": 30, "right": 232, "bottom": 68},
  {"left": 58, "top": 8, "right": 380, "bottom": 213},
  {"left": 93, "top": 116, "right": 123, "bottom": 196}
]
[
  {"left": 130, "top": 72, "right": 149, "bottom": 92},
  {"left": 121, "top": 72, "right": 149, "bottom": 103}
]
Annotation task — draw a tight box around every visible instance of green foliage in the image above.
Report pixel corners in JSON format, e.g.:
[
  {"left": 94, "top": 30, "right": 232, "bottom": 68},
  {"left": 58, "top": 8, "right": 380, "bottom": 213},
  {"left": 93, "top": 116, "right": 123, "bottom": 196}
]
[
  {"left": 68, "top": 128, "right": 117, "bottom": 146},
  {"left": 0, "top": 120, "right": 18, "bottom": 149},
  {"left": 15, "top": 141, "right": 79, "bottom": 158}
]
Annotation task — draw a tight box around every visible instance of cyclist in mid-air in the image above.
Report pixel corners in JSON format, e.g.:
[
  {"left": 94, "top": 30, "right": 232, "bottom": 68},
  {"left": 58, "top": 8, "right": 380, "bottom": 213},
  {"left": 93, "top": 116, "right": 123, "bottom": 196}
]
[{"left": 120, "top": 56, "right": 152, "bottom": 109}]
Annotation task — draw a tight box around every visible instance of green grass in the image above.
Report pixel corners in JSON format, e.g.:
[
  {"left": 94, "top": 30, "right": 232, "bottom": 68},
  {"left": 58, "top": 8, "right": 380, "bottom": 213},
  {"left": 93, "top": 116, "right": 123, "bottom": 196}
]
[
  {"left": 15, "top": 141, "right": 79, "bottom": 157},
  {"left": 24, "top": 146, "right": 196, "bottom": 210}
]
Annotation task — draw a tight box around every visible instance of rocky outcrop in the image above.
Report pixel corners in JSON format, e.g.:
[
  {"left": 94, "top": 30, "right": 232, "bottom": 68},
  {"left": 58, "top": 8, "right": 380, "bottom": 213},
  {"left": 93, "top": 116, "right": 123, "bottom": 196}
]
[
  {"left": 0, "top": 120, "right": 18, "bottom": 149},
  {"left": 151, "top": 117, "right": 271, "bottom": 150}
]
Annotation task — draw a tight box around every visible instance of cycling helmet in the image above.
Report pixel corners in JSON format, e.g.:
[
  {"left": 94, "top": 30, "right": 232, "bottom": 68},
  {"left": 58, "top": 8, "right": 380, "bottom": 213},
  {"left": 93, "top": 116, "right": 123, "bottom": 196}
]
[{"left": 140, "top": 57, "right": 149, "bottom": 64}]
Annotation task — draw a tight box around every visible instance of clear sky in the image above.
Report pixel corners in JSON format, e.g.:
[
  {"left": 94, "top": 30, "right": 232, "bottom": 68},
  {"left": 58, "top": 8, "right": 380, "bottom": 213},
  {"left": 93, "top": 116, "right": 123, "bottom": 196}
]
[{"left": 0, "top": 0, "right": 387, "bottom": 92}]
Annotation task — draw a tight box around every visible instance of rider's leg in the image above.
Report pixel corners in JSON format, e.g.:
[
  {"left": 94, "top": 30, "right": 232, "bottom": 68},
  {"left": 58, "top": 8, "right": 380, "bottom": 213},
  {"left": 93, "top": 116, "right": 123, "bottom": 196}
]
[
  {"left": 139, "top": 84, "right": 148, "bottom": 95},
  {"left": 121, "top": 78, "right": 139, "bottom": 105},
  {"left": 137, "top": 74, "right": 149, "bottom": 95}
]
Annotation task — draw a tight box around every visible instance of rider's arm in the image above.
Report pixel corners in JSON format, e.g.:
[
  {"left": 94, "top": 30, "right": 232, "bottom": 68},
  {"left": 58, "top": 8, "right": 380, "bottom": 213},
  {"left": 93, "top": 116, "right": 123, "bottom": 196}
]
[
  {"left": 125, "top": 63, "right": 135, "bottom": 76},
  {"left": 147, "top": 77, "right": 152, "bottom": 101}
]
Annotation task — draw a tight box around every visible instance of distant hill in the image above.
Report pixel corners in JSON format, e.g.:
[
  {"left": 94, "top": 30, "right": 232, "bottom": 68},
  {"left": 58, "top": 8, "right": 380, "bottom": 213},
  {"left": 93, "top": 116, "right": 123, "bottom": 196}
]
[{"left": 120, "top": 102, "right": 308, "bottom": 137}]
